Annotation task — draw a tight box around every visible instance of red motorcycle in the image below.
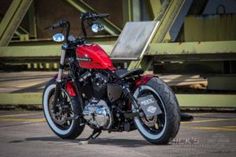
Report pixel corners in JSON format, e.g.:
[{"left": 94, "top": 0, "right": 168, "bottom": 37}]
[{"left": 42, "top": 12, "right": 180, "bottom": 144}]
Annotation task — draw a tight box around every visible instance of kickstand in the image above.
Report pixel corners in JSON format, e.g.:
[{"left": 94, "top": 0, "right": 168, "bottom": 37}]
[
  {"left": 79, "top": 129, "right": 102, "bottom": 144},
  {"left": 86, "top": 129, "right": 102, "bottom": 140}
]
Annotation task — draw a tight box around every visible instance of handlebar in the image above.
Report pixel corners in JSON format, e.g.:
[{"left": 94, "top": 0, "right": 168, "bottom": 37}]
[
  {"left": 45, "top": 12, "right": 109, "bottom": 43},
  {"left": 81, "top": 12, "right": 109, "bottom": 20},
  {"left": 81, "top": 12, "right": 109, "bottom": 37},
  {"left": 45, "top": 20, "right": 70, "bottom": 30},
  {"left": 45, "top": 20, "right": 70, "bottom": 43}
]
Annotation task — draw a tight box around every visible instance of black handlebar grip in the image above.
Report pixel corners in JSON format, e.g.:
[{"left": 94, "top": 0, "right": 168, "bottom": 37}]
[
  {"left": 81, "top": 12, "right": 110, "bottom": 20},
  {"left": 52, "top": 20, "right": 66, "bottom": 28},
  {"left": 45, "top": 20, "right": 69, "bottom": 30},
  {"left": 96, "top": 13, "right": 109, "bottom": 18}
]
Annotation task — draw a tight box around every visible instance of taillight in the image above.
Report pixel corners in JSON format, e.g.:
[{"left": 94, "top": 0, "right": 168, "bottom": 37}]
[{"left": 135, "top": 75, "right": 153, "bottom": 87}]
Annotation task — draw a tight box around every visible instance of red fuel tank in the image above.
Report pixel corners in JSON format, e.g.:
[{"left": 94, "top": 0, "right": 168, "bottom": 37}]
[{"left": 76, "top": 44, "right": 115, "bottom": 70}]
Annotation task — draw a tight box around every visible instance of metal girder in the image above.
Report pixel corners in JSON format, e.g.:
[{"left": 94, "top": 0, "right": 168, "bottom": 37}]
[
  {"left": 122, "top": 0, "right": 141, "bottom": 24},
  {"left": 207, "top": 75, "right": 236, "bottom": 91},
  {"left": 146, "top": 0, "right": 163, "bottom": 20},
  {"left": 168, "top": 0, "right": 193, "bottom": 42},
  {"left": 28, "top": 1, "right": 37, "bottom": 38},
  {"left": 0, "top": 44, "right": 113, "bottom": 59},
  {"left": 184, "top": 15, "right": 236, "bottom": 42},
  {"left": 151, "top": 0, "right": 185, "bottom": 43},
  {"left": 9, "top": 36, "right": 117, "bottom": 46},
  {"left": 0, "top": 93, "right": 235, "bottom": 108},
  {"left": 128, "top": 0, "right": 186, "bottom": 70},
  {"left": 146, "top": 41, "right": 236, "bottom": 55},
  {"left": 177, "top": 94, "right": 236, "bottom": 108},
  {"left": 0, "top": 0, "right": 33, "bottom": 46},
  {"left": 0, "top": 93, "right": 41, "bottom": 105},
  {"left": 14, "top": 26, "right": 30, "bottom": 41},
  {"left": 122, "top": 0, "right": 133, "bottom": 23},
  {"left": 153, "top": 54, "right": 236, "bottom": 62},
  {"left": 0, "top": 45, "right": 61, "bottom": 58},
  {"left": 2, "top": 41, "right": 235, "bottom": 60},
  {"left": 64, "top": 0, "right": 121, "bottom": 36}
]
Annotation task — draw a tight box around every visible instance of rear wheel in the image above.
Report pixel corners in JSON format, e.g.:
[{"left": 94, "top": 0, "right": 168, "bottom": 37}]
[
  {"left": 134, "top": 77, "right": 180, "bottom": 144},
  {"left": 43, "top": 79, "right": 84, "bottom": 139}
]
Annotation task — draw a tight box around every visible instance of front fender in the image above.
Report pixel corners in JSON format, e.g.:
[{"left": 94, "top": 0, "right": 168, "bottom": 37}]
[
  {"left": 53, "top": 74, "right": 77, "bottom": 97},
  {"left": 65, "top": 81, "right": 77, "bottom": 97}
]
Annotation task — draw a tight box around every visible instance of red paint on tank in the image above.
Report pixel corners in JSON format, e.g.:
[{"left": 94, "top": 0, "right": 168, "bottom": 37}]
[{"left": 76, "top": 44, "right": 115, "bottom": 70}]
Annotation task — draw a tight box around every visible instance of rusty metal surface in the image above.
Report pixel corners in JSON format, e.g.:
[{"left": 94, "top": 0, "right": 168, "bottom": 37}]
[
  {"left": 110, "top": 21, "right": 157, "bottom": 60},
  {"left": 184, "top": 15, "right": 236, "bottom": 42}
]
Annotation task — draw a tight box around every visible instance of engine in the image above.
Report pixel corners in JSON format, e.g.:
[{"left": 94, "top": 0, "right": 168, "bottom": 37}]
[{"left": 82, "top": 99, "right": 112, "bottom": 129}]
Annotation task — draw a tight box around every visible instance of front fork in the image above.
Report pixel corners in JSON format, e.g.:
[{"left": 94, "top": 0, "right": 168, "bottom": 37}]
[
  {"left": 57, "top": 44, "right": 67, "bottom": 82},
  {"left": 54, "top": 44, "right": 67, "bottom": 105}
]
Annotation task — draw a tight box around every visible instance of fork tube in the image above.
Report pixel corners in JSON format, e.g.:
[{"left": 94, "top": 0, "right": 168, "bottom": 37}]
[{"left": 57, "top": 44, "right": 67, "bottom": 82}]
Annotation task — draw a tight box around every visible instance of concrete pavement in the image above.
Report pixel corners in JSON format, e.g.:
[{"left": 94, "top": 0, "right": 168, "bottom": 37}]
[{"left": 0, "top": 111, "right": 235, "bottom": 157}]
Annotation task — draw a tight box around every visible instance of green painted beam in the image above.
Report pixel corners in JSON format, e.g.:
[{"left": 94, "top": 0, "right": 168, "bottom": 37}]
[
  {"left": 15, "top": 26, "right": 30, "bottom": 41},
  {"left": 122, "top": 0, "right": 141, "bottom": 24},
  {"left": 128, "top": 0, "right": 185, "bottom": 70},
  {"left": 28, "top": 1, "right": 37, "bottom": 38},
  {"left": 147, "top": 41, "right": 236, "bottom": 55},
  {"left": 0, "top": 0, "right": 22, "bottom": 36},
  {"left": 1, "top": 41, "right": 236, "bottom": 58},
  {"left": 64, "top": 0, "right": 121, "bottom": 36},
  {"left": 0, "top": 0, "right": 33, "bottom": 46},
  {"left": 9, "top": 36, "right": 117, "bottom": 46},
  {"left": 0, "top": 44, "right": 114, "bottom": 58},
  {"left": 0, "top": 45, "right": 61, "bottom": 57},
  {"left": 146, "top": 0, "right": 162, "bottom": 20},
  {"left": 122, "top": 0, "right": 133, "bottom": 24},
  {"left": 207, "top": 76, "right": 236, "bottom": 91},
  {"left": 0, "top": 93, "right": 235, "bottom": 108},
  {"left": 151, "top": 0, "right": 185, "bottom": 42},
  {"left": 177, "top": 94, "right": 236, "bottom": 108},
  {"left": 0, "top": 93, "right": 42, "bottom": 105}
]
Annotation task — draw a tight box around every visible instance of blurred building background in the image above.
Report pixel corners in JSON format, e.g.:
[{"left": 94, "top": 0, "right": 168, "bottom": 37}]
[{"left": 0, "top": 0, "right": 235, "bottom": 108}]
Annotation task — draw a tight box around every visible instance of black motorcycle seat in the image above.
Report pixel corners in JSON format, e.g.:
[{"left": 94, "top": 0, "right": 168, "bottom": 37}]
[{"left": 115, "top": 68, "right": 144, "bottom": 79}]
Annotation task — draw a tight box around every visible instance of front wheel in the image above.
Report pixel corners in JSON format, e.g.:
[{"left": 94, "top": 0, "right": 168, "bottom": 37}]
[
  {"left": 134, "top": 77, "right": 180, "bottom": 144},
  {"left": 42, "top": 79, "right": 84, "bottom": 139}
]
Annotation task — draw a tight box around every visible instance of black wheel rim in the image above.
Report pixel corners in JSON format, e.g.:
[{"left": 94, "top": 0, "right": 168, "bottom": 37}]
[
  {"left": 48, "top": 89, "right": 74, "bottom": 130},
  {"left": 137, "top": 87, "right": 166, "bottom": 135}
]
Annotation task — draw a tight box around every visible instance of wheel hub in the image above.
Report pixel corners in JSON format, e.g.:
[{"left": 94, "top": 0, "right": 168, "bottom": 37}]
[
  {"left": 141, "top": 116, "right": 157, "bottom": 127},
  {"left": 49, "top": 95, "right": 69, "bottom": 126}
]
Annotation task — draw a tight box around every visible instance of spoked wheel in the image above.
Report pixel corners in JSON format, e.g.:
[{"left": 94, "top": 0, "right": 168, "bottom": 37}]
[
  {"left": 43, "top": 79, "right": 84, "bottom": 139},
  {"left": 134, "top": 77, "right": 180, "bottom": 144}
]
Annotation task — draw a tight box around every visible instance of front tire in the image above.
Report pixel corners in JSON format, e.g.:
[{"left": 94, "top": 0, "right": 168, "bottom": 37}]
[
  {"left": 43, "top": 79, "right": 84, "bottom": 139},
  {"left": 134, "top": 77, "right": 180, "bottom": 144}
]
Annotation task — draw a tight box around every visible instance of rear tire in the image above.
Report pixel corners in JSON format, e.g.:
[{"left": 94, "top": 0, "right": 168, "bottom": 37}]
[
  {"left": 134, "top": 77, "right": 180, "bottom": 144},
  {"left": 43, "top": 79, "right": 84, "bottom": 139}
]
